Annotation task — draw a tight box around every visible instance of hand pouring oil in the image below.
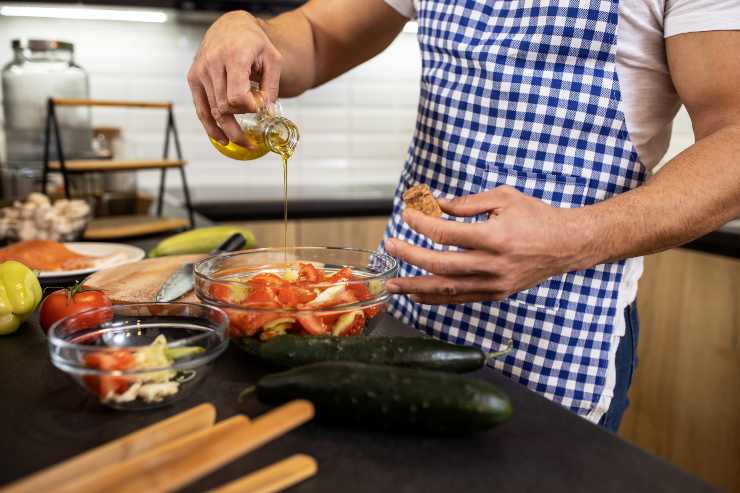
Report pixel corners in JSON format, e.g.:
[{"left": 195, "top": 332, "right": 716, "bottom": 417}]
[{"left": 210, "top": 83, "right": 299, "bottom": 254}]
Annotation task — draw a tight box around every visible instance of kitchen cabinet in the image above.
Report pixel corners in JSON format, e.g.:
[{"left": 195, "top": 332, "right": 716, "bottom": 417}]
[
  {"left": 229, "top": 217, "right": 389, "bottom": 251},
  {"left": 620, "top": 248, "right": 740, "bottom": 492}
]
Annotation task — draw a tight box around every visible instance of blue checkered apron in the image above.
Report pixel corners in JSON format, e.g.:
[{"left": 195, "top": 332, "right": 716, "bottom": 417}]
[{"left": 381, "top": 0, "right": 646, "bottom": 419}]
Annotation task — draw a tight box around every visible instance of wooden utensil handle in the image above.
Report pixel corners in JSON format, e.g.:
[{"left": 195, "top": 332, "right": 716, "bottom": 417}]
[
  {"left": 58, "top": 400, "right": 314, "bottom": 493},
  {"left": 55, "top": 414, "right": 249, "bottom": 493},
  {"left": 1, "top": 403, "right": 215, "bottom": 493},
  {"left": 207, "top": 454, "right": 318, "bottom": 493},
  {"left": 51, "top": 98, "right": 171, "bottom": 109}
]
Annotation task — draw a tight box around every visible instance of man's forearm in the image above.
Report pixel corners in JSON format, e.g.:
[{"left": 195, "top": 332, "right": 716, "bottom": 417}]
[
  {"left": 263, "top": 0, "right": 406, "bottom": 98},
  {"left": 579, "top": 124, "right": 740, "bottom": 266},
  {"left": 260, "top": 10, "right": 317, "bottom": 97}
]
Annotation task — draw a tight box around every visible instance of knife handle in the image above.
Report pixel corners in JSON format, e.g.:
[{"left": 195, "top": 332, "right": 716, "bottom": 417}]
[{"left": 213, "top": 233, "right": 247, "bottom": 255}]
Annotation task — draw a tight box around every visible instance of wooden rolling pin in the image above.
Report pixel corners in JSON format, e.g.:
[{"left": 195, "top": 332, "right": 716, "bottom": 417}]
[
  {"left": 59, "top": 400, "right": 314, "bottom": 493},
  {"left": 208, "top": 454, "right": 318, "bottom": 493},
  {"left": 1, "top": 404, "right": 215, "bottom": 493}
]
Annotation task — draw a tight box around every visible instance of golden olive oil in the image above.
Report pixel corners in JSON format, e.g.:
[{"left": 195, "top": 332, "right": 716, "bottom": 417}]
[{"left": 210, "top": 115, "right": 299, "bottom": 255}]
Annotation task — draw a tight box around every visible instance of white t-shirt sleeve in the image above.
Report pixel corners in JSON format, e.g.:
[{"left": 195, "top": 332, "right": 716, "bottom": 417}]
[
  {"left": 385, "top": 0, "right": 417, "bottom": 20},
  {"left": 664, "top": 0, "right": 740, "bottom": 38}
]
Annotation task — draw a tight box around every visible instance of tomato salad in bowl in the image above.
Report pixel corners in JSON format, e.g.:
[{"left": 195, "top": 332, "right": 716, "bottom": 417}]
[{"left": 194, "top": 247, "right": 398, "bottom": 340}]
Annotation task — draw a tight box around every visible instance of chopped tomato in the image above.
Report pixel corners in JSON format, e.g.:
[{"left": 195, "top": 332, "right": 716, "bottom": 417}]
[
  {"left": 276, "top": 286, "right": 297, "bottom": 306},
  {"left": 348, "top": 282, "right": 371, "bottom": 301},
  {"left": 210, "top": 283, "right": 249, "bottom": 305},
  {"left": 363, "top": 303, "right": 383, "bottom": 319},
  {"left": 319, "top": 312, "right": 341, "bottom": 326},
  {"left": 83, "top": 349, "right": 135, "bottom": 398},
  {"left": 346, "top": 284, "right": 382, "bottom": 318},
  {"left": 83, "top": 375, "right": 130, "bottom": 398},
  {"left": 250, "top": 273, "right": 286, "bottom": 286},
  {"left": 335, "top": 289, "right": 359, "bottom": 306},
  {"left": 326, "top": 267, "right": 353, "bottom": 283},
  {"left": 297, "top": 263, "right": 322, "bottom": 283},
  {"left": 277, "top": 286, "right": 316, "bottom": 307},
  {"left": 296, "top": 314, "right": 327, "bottom": 335},
  {"left": 243, "top": 286, "right": 279, "bottom": 307},
  {"left": 228, "top": 310, "right": 283, "bottom": 337},
  {"left": 84, "top": 350, "right": 135, "bottom": 371}
]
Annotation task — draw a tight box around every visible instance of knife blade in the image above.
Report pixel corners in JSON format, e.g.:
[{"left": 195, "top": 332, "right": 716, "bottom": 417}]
[{"left": 155, "top": 233, "right": 247, "bottom": 302}]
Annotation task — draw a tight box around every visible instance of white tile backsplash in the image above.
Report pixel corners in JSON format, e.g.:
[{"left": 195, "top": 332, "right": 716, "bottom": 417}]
[
  {"left": 0, "top": 9, "right": 696, "bottom": 196},
  {"left": 0, "top": 11, "right": 417, "bottom": 191}
]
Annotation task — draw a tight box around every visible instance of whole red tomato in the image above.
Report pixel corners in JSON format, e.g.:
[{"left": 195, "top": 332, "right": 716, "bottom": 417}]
[{"left": 39, "top": 287, "right": 112, "bottom": 335}]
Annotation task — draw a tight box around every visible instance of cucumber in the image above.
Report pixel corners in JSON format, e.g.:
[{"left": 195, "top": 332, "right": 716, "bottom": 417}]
[
  {"left": 248, "top": 362, "right": 512, "bottom": 434},
  {"left": 238, "top": 335, "right": 508, "bottom": 373}
]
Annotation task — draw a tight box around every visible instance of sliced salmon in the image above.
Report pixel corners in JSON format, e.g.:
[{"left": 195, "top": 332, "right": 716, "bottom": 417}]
[{"left": 0, "top": 240, "right": 98, "bottom": 271}]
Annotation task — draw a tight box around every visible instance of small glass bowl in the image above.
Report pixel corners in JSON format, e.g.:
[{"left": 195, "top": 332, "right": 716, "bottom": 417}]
[
  {"left": 194, "top": 247, "right": 398, "bottom": 340},
  {"left": 48, "top": 303, "right": 228, "bottom": 411}
]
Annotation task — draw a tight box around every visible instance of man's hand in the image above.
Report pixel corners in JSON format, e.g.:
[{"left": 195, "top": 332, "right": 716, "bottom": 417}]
[
  {"left": 187, "top": 10, "right": 283, "bottom": 146},
  {"left": 385, "top": 186, "right": 593, "bottom": 305},
  {"left": 187, "top": 1, "right": 407, "bottom": 148}
]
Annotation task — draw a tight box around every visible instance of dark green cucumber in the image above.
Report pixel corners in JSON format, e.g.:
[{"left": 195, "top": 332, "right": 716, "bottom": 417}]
[
  {"left": 250, "top": 361, "right": 512, "bottom": 434},
  {"left": 239, "top": 335, "right": 495, "bottom": 373}
]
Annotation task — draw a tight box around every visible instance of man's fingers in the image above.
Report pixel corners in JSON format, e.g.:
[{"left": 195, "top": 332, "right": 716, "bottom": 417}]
[
  {"left": 402, "top": 209, "right": 487, "bottom": 248},
  {"left": 385, "top": 239, "right": 494, "bottom": 276},
  {"left": 225, "top": 62, "right": 253, "bottom": 113},
  {"left": 201, "top": 73, "right": 221, "bottom": 128},
  {"left": 259, "top": 48, "right": 282, "bottom": 105},
  {"left": 386, "top": 274, "right": 499, "bottom": 297},
  {"left": 410, "top": 292, "right": 506, "bottom": 305},
  {"left": 220, "top": 114, "right": 247, "bottom": 146},
  {"left": 189, "top": 82, "right": 227, "bottom": 145},
  {"left": 208, "top": 66, "right": 247, "bottom": 146},
  {"left": 439, "top": 186, "right": 517, "bottom": 217}
]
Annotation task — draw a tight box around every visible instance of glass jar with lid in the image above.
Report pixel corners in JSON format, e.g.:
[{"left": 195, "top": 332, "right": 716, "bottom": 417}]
[
  {"left": 2, "top": 39, "right": 93, "bottom": 168},
  {"left": 210, "top": 81, "right": 299, "bottom": 161}
]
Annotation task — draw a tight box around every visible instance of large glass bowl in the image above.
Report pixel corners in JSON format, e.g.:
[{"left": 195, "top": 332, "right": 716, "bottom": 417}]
[
  {"left": 194, "top": 247, "right": 398, "bottom": 340},
  {"left": 48, "top": 303, "right": 228, "bottom": 411}
]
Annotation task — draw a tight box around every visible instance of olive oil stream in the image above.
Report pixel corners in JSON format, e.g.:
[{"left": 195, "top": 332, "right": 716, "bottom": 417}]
[{"left": 282, "top": 155, "right": 288, "bottom": 253}]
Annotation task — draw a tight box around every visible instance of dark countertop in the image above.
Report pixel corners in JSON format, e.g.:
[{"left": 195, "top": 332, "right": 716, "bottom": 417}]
[
  {"left": 171, "top": 184, "right": 740, "bottom": 260},
  {"left": 0, "top": 311, "right": 714, "bottom": 490}
]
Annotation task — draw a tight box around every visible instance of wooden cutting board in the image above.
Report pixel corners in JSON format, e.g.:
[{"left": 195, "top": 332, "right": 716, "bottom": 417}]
[{"left": 83, "top": 255, "right": 204, "bottom": 304}]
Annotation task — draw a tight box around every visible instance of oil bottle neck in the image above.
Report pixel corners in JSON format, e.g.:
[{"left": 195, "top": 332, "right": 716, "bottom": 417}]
[{"left": 263, "top": 116, "right": 300, "bottom": 159}]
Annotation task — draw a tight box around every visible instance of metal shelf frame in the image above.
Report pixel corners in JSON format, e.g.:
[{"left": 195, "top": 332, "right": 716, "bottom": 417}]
[{"left": 41, "top": 97, "right": 195, "bottom": 228}]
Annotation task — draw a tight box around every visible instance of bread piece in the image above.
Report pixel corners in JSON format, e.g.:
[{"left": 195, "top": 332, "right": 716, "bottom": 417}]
[{"left": 403, "top": 184, "right": 443, "bottom": 217}]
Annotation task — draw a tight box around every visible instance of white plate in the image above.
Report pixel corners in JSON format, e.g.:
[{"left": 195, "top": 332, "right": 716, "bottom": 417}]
[{"left": 38, "top": 242, "right": 146, "bottom": 279}]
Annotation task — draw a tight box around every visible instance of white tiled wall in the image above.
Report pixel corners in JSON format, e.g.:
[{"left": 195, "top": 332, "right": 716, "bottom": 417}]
[
  {"left": 0, "top": 8, "right": 695, "bottom": 195},
  {"left": 0, "top": 11, "right": 419, "bottom": 192}
]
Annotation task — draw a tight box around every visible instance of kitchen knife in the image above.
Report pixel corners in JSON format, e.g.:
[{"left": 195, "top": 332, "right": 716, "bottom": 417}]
[{"left": 155, "top": 233, "right": 246, "bottom": 302}]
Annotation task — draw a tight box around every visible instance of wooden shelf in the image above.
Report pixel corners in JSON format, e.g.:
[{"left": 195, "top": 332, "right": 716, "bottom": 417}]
[
  {"left": 48, "top": 159, "right": 186, "bottom": 172},
  {"left": 84, "top": 215, "right": 188, "bottom": 240},
  {"left": 44, "top": 97, "right": 194, "bottom": 229}
]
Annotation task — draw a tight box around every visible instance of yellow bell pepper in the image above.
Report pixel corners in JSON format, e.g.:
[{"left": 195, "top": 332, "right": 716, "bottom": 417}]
[{"left": 0, "top": 260, "right": 43, "bottom": 335}]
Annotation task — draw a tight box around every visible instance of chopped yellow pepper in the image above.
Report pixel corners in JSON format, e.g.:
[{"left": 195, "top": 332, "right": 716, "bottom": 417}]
[{"left": 0, "top": 260, "right": 43, "bottom": 335}]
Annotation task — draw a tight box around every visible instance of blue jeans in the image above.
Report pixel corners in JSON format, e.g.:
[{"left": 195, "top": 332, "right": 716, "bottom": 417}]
[{"left": 598, "top": 302, "right": 640, "bottom": 432}]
